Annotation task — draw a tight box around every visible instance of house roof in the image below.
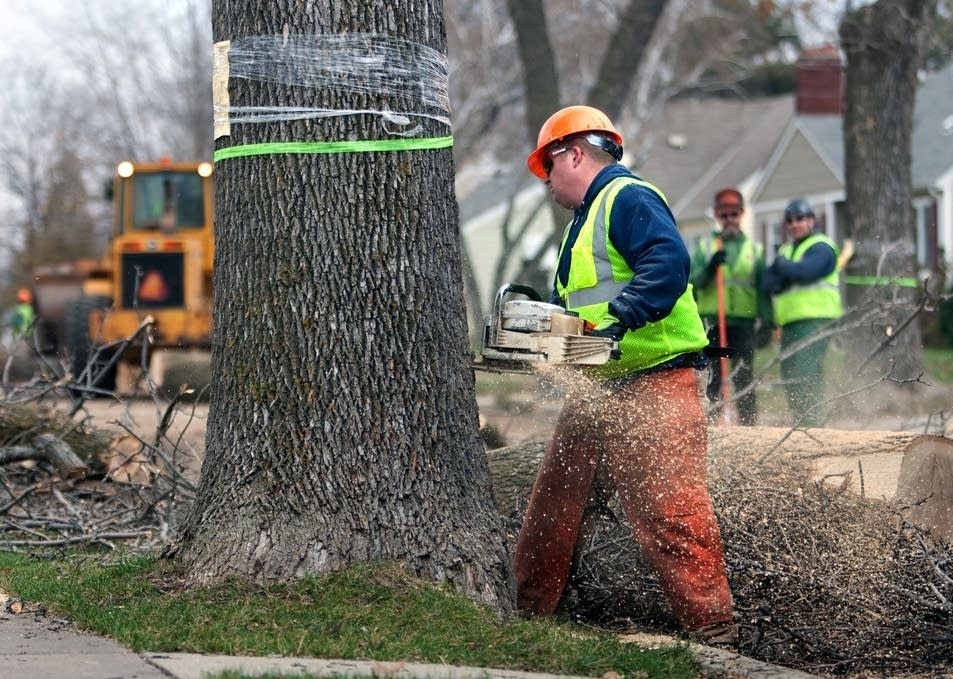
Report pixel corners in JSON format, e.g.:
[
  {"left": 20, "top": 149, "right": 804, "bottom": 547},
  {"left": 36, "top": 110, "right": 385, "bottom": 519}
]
[
  {"left": 457, "top": 165, "right": 536, "bottom": 226},
  {"left": 458, "top": 62, "right": 952, "bottom": 231},
  {"left": 631, "top": 95, "right": 793, "bottom": 220},
  {"left": 752, "top": 115, "right": 844, "bottom": 206},
  {"left": 752, "top": 61, "right": 953, "bottom": 206},
  {"left": 798, "top": 115, "right": 844, "bottom": 181},
  {"left": 456, "top": 95, "right": 795, "bottom": 225}
]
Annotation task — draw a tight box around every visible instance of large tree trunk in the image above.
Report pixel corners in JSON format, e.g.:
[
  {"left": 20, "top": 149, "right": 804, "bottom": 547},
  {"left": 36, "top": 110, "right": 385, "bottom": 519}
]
[
  {"left": 839, "top": 0, "right": 938, "bottom": 381},
  {"left": 174, "top": 1, "right": 513, "bottom": 612}
]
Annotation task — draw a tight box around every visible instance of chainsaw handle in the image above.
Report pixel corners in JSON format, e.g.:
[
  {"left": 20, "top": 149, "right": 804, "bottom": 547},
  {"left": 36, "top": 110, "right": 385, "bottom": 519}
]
[
  {"left": 497, "top": 283, "right": 542, "bottom": 302},
  {"left": 491, "top": 284, "right": 542, "bottom": 324},
  {"left": 489, "top": 283, "right": 543, "bottom": 346}
]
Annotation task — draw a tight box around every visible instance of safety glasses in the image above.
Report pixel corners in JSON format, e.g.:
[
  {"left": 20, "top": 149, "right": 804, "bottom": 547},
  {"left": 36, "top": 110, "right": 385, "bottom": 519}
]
[
  {"left": 542, "top": 146, "right": 570, "bottom": 176},
  {"left": 786, "top": 215, "right": 811, "bottom": 223}
]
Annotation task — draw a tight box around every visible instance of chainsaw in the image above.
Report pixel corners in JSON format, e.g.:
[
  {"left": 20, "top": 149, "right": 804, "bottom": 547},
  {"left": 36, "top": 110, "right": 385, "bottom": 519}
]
[{"left": 475, "top": 283, "right": 619, "bottom": 373}]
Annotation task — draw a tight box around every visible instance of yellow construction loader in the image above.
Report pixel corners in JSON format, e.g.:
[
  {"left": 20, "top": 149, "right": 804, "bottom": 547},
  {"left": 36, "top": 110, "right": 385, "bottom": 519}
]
[{"left": 33, "top": 158, "right": 215, "bottom": 395}]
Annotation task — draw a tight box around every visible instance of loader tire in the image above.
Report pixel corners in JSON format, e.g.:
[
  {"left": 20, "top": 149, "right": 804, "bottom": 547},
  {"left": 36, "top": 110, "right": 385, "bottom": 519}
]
[{"left": 65, "top": 295, "right": 117, "bottom": 396}]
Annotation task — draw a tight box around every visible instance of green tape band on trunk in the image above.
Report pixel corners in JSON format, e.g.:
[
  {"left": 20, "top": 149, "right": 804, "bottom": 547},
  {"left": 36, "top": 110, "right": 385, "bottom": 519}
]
[
  {"left": 214, "top": 136, "right": 454, "bottom": 162},
  {"left": 843, "top": 275, "right": 919, "bottom": 288}
]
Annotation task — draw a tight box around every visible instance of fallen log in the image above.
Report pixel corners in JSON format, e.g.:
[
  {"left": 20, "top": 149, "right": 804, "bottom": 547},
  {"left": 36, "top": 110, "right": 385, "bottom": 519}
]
[
  {"left": 0, "top": 433, "right": 88, "bottom": 478},
  {"left": 485, "top": 426, "right": 921, "bottom": 513},
  {"left": 0, "top": 402, "right": 112, "bottom": 465},
  {"left": 896, "top": 435, "right": 953, "bottom": 543},
  {"left": 0, "top": 402, "right": 115, "bottom": 480}
]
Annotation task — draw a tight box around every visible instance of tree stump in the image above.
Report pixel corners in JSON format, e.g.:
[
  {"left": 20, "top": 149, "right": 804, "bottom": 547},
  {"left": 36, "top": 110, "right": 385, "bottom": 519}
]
[{"left": 895, "top": 435, "right": 953, "bottom": 543}]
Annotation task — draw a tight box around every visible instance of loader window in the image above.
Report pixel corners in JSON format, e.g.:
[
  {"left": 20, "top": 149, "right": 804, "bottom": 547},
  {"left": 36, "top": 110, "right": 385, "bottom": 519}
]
[{"left": 131, "top": 171, "right": 205, "bottom": 231}]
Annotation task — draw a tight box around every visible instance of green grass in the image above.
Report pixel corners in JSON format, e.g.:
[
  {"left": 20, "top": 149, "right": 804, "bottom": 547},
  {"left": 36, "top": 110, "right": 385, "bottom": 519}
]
[
  {"left": 0, "top": 554, "right": 697, "bottom": 679},
  {"left": 922, "top": 347, "right": 953, "bottom": 384}
]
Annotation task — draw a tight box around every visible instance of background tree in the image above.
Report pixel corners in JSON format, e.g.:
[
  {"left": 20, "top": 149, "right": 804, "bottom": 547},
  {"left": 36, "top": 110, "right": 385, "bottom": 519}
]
[
  {"left": 0, "top": 64, "right": 100, "bottom": 296},
  {"left": 0, "top": 1, "right": 213, "bottom": 298},
  {"left": 10, "top": 146, "right": 99, "bottom": 282},
  {"left": 53, "top": 0, "right": 213, "bottom": 162},
  {"left": 839, "top": 0, "right": 940, "bottom": 380},
  {"left": 171, "top": 1, "right": 513, "bottom": 611},
  {"left": 923, "top": 0, "right": 953, "bottom": 69}
]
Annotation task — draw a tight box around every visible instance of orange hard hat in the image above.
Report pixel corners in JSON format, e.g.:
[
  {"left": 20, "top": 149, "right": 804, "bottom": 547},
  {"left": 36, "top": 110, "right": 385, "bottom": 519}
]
[
  {"left": 714, "top": 187, "right": 744, "bottom": 209},
  {"left": 16, "top": 288, "right": 32, "bottom": 304},
  {"left": 527, "top": 105, "right": 623, "bottom": 179}
]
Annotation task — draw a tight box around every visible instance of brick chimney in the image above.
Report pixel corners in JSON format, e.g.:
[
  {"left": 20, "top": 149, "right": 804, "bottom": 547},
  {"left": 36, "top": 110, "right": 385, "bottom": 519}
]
[{"left": 795, "top": 45, "right": 843, "bottom": 115}]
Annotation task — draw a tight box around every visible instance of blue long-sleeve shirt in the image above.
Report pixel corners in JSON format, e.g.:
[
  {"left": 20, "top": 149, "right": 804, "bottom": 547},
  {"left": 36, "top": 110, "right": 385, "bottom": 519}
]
[
  {"left": 762, "top": 231, "right": 836, "bottom": 295},
  {"left": 552, "top": 165, "right": 691, "bottom": 330}
]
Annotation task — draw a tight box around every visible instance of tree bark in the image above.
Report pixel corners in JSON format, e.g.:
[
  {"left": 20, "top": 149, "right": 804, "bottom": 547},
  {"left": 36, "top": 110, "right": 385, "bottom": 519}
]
[
  {"left": 174, "top": 1, "right": 513, "bottom": 612},
  {"left": 839, "top": 0, "right": 939, "bottom": 381}
]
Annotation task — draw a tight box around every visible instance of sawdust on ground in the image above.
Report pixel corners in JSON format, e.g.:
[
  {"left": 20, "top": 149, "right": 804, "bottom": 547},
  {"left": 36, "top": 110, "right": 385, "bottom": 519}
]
[{"left": 69, "top": 369, "right": 953, "bottom": 500}]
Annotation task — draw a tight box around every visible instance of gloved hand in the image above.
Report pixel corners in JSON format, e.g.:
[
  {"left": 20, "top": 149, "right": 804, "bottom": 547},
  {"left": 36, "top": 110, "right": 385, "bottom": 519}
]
[
  {"left": 706, "top": 249, "right": 727, "bottom": 276},
  {"left": 588, "top": 322, "right": 626, "bottom": 342},
  {"left": 589, "top": 321, "right": 626, "bottom": 359},
  {"left": 772, "top": 255, "right": 796, "bottom": 277},
  {"left": 762, "top": 263, "right": 789, "bottom": 295}
]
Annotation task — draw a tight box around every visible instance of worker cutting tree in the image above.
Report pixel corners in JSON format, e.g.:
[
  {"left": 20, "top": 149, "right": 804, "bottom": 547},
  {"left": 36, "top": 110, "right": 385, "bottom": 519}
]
[
  {"left": 513, "top": 105, "right": 738, "bottom": 645},
  {"left": 689, "top": 188, "right": 772, "bottom": 425}
]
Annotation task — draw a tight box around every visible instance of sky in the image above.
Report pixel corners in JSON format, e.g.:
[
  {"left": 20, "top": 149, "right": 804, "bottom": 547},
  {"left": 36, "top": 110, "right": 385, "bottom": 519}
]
[
  {"left": 0, "top": 0, "right": 60, "bottom": 61},
  {"left": 0, "top": 0, "right": 855, "bottom": 57}
]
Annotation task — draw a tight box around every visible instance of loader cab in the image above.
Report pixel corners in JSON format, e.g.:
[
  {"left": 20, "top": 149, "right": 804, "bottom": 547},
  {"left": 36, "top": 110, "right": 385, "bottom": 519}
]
[
  {"left": 105, "top": 158, "right": 216, "bottom": 313},
  {"left": 113, "top": 159, "right": 214, "bottom": 236}
]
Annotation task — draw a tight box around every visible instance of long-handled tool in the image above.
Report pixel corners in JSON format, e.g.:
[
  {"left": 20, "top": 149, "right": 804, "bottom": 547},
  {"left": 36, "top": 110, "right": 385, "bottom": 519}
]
[{"left": 714, "top": 239, "right": 735, "bottom": 425}]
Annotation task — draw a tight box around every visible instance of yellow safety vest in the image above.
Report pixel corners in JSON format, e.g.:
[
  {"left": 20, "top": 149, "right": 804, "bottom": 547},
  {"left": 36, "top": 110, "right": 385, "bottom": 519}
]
[
  {"left": 555, "top": 177, "right": 708, "bottom": 377},
  {"left": 694, "top": 235, "right": 761, "bottom": 319},
  {"left": 773, "top": 233, "right": 843, "bottom": 326},
  {"left": 11, "top": 303, "right": 35, "bottom": 338}
]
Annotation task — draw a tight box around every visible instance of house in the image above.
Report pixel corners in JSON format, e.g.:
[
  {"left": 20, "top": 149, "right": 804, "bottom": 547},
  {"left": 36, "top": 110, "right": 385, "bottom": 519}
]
[
  {"left": 912, "top": 61, "right": 953, "bottom": 273},
  {"left": 750, "top": 49, "right": 953, "bottom": 275},
  {"left": 628, "top": 95, "right": 792, "bottom": 243},
  {"left": 457, "top": 49, "right": 953, "bottom": 311}
]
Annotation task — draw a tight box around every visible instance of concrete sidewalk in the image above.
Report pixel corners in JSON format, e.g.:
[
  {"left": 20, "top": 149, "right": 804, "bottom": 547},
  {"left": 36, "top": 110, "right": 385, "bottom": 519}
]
[
  {"left": 0, "top": 607, "right": 818, "bottom": 679},
  {"left": 0, "top": 608, "right": 166, "bottom": 678}
]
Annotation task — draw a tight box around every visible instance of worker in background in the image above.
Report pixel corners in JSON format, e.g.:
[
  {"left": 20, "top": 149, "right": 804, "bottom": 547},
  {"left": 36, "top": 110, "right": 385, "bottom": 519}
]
[
  {"left": 763, "top": 197, "right": 843, "bottom": 427},
  {"left": 514, "top": 105, "right": 737, "bottom": 645},
  {"left": 8, "top": 288, "right": 36, "bottom": 341},
  {"left": 689, "top": 188, "right": 772, "bottom": 425}
]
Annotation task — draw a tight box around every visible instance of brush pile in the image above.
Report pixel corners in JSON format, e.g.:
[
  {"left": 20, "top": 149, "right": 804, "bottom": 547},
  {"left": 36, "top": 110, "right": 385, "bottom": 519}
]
[
  {"left": 0, "top": 397, "right": 199, "bottom": 554},
  {"left": 495, "top": 435, "right": 953, "bottom": 677}
]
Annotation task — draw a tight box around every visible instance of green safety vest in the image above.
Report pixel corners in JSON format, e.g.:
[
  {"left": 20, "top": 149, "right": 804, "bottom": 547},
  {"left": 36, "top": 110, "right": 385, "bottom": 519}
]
[
  {"left": 694, "top": 234, "right": 762, "bottom": 319},
  {"left": 555, "top": 176, "right": 708, "bottom": 377},
  {"left": 773, "top": 233, "right": 843, "bottom": 326},
  {"left": 11, "top": 303, "right": 35, "bottom": 338}
]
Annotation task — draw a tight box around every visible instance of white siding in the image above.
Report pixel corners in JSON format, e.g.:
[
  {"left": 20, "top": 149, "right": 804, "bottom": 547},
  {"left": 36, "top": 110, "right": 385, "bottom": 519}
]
[{"left": 757, "top": 130, "right": 843, "bottom": 204}]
